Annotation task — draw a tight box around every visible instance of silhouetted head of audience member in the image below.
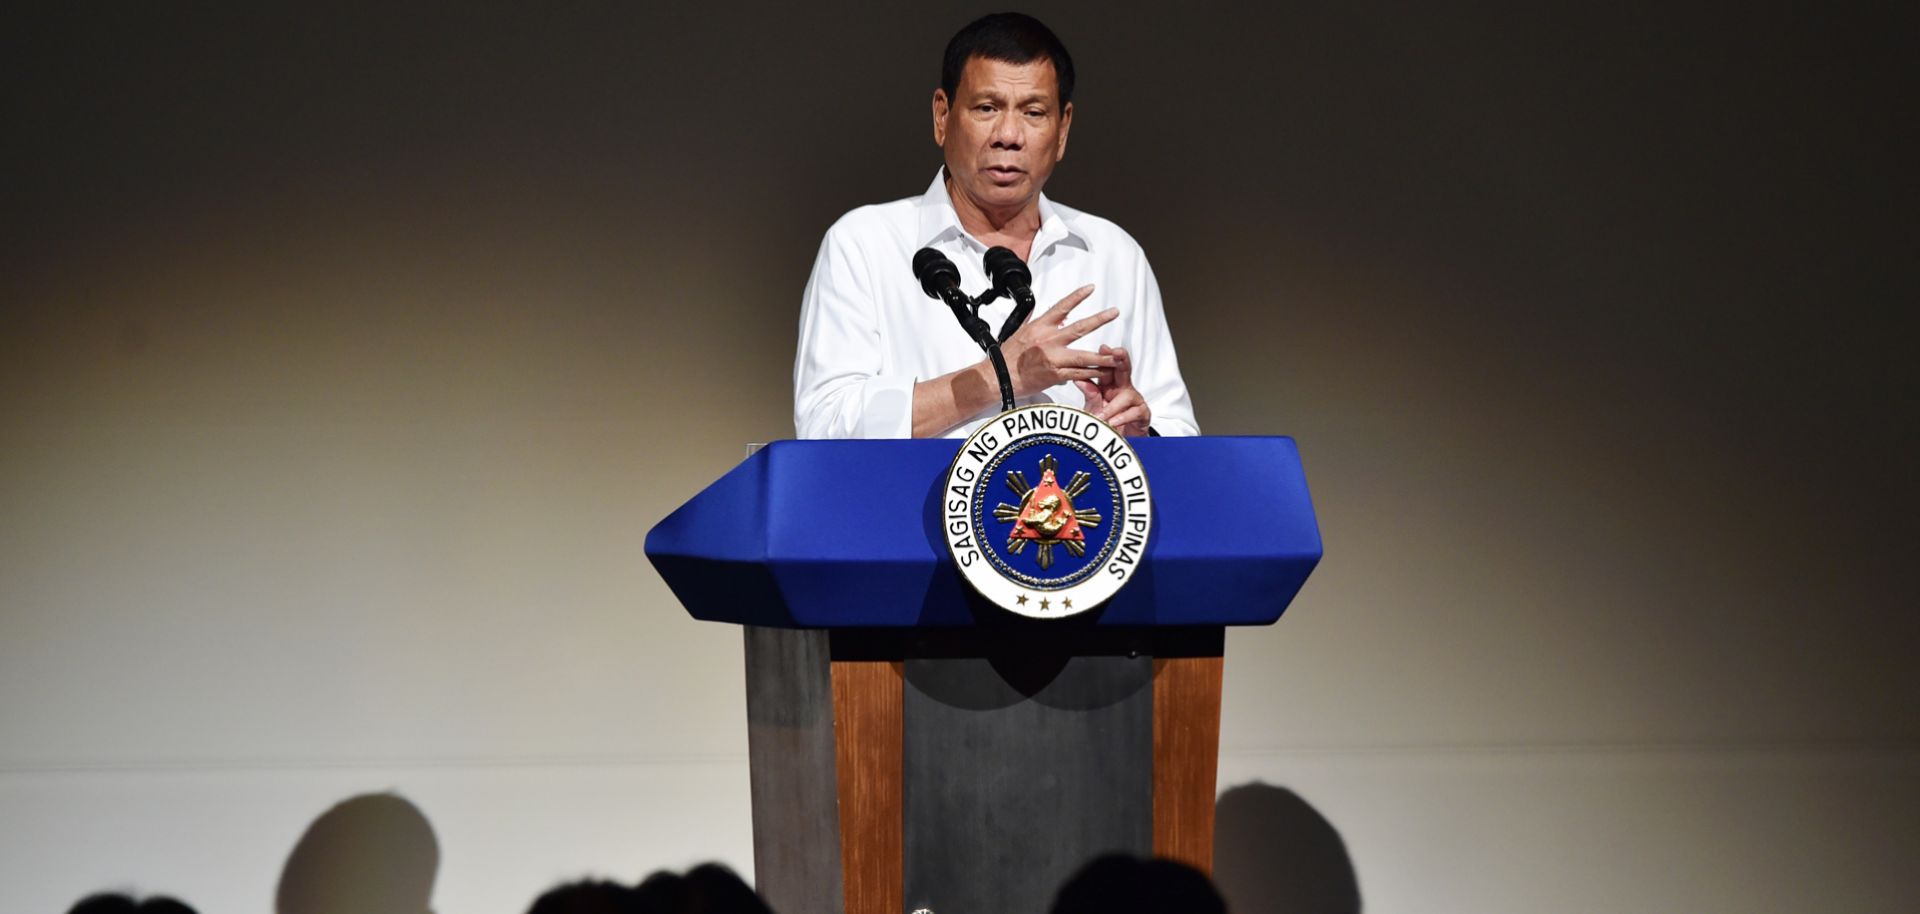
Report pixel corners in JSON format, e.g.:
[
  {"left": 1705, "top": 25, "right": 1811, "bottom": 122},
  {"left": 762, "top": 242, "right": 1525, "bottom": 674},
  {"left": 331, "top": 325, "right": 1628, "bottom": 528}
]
[
  {"left": 530, "top": 864, "right": 774, "bottom": 914},
  {"left": 66, "top": 893, "right": 198, "bottom": 914},
  {"left": 1049, "top": 854, "right": 1227, "bottom": 914},
  {"left": 681, "top": 864, "right": 774, "bottom": 914},
  {"left": 632, "top": 864, "right": 772, "bottom": 914},
  {"left": 276, "top": 792, "right": 439, "bottom": 914},
  {"left": 524, "top": 880, "right": 644, "bottom": 914},
  {"left": 632, "top": 871, "right": 688, "bottom": 914}
]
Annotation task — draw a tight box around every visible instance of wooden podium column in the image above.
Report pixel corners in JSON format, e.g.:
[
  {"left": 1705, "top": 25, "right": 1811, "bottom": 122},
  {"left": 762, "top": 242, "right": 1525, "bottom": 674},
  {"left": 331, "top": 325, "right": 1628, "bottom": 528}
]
[
  {"left": 1151, "top": 653, "right": 1225, "bottom": 871},
  {"left": 829, "top": 656, "right": 904, "bottom": 914}
]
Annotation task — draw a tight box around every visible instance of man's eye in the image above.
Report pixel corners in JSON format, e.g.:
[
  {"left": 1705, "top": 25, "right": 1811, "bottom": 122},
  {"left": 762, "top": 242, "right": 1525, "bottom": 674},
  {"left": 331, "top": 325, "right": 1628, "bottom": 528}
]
[
  {"left": 1025, "top": 109, "right": 1046, "bottom": 119},
  {"left": 976, "top": 104, "right": 996, "bottom": 113}
]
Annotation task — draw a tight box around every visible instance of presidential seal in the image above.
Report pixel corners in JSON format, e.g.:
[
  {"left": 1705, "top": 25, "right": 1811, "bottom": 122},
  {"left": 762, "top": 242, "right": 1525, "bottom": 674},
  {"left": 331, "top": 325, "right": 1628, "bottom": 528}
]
[{"left": 943, "top": 403, "right": 1153, "bottom": 619}]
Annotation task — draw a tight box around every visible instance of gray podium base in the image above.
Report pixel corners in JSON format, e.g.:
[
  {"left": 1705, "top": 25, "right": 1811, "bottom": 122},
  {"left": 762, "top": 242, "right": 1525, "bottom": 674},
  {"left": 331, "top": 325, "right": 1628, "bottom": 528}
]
[{"left": 745, "top": 625, "right": 1219, "bottom": 914}]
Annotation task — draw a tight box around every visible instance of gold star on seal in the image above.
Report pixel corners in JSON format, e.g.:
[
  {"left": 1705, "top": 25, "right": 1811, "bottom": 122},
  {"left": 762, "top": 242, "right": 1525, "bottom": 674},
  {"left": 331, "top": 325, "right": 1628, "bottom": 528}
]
[
  {"left": 1015, "top": 593, "right": 1028, "bottom": 606},
  {"left": 1039, "top": 597, "right": 1050, "bottom": 611},
  {"left": 1062, "top": 597, "right": 1073, "bottom": 610}
]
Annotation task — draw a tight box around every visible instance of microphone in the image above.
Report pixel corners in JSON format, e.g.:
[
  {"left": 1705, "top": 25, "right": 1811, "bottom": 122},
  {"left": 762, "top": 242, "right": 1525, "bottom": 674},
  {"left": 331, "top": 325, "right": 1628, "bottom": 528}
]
[
  {"left": 913, "top": 247, "right": 965, "bottom": 299},
  {"left": 913, "top": 248, "right": 992, "bottom": 347},
  {"left": 911, "top": 247, "right": 1015, "bottom": 413},
  {"left": 982, "top": 246, "right": 1031, "bottom": 295},
  {"left": 982, "top": 246, "right": 1036, "bottom": 343}
]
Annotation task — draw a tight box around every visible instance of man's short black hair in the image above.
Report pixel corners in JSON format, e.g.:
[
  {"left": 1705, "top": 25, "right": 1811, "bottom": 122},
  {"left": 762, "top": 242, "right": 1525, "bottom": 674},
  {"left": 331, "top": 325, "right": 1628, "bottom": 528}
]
[{"left": 941, "top": 12, "right": 1076, "bottom": 106}]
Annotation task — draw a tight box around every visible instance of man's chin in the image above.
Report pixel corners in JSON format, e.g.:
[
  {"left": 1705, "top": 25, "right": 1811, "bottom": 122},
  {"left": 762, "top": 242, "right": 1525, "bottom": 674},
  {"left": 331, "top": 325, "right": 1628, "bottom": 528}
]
[{"left": 967, "top": 181, "right": 1037, "bottom": 211}]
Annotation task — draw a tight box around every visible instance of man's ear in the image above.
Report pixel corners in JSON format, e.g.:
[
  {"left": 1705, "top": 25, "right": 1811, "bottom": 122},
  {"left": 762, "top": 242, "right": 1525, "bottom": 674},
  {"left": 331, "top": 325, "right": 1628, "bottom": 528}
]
[
  {"left": 1055, "top": 101, "right": 1074, "bottom": 162},
  {"left": 932, "top": 89, "right": 950, "bottom": 147}
]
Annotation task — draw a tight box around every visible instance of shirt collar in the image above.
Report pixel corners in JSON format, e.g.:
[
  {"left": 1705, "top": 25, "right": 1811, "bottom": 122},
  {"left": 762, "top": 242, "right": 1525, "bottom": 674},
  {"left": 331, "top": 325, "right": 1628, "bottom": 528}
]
[{"left": 915, "top": 168, "right": 1091, "bottom": 257}]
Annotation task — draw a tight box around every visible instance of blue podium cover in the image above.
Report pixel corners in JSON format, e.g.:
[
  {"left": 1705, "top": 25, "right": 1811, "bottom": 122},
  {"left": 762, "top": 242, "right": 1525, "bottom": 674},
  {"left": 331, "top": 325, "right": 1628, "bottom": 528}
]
[{"left": 644, "top": 437, "right": 1321, "bottom": 628}]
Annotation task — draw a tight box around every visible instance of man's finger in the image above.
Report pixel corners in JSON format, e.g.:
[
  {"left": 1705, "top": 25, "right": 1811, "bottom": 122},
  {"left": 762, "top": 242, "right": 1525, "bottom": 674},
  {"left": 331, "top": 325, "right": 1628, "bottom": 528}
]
[
  {"left": 1098, "top": 388, "right": 1143, "bottom": 420},
  {"left": 1042, "top": 285, "right": 1096, "bottom": 324},
  {"left": 1058, "top": 307, "right": 1120, "bottom": 341},
  {"left": 1074, "top": 379, "right": 1106, "bottom": 409},
  {"left": 1052, "top": 345, "right": 1118, "bottom": 369},
  {"left": 1111, "top": 346, "right": 1134, "bottom": 390},
  {"left": 1107, "top": 405, "right": 1149, "bottom": 430},
  {"left": 1093, "top": 346, "right": 1119, "bottom": 388}
]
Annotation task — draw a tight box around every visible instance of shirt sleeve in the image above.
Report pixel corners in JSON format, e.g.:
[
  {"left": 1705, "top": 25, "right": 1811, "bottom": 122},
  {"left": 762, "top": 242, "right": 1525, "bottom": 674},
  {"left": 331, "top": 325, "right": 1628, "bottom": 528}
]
[
  {"left": 793, "top": 221, "right": 916, "bottom": 439},
  {"left": 1129, "top": 252, "right": 1200, "bottom": 437}
]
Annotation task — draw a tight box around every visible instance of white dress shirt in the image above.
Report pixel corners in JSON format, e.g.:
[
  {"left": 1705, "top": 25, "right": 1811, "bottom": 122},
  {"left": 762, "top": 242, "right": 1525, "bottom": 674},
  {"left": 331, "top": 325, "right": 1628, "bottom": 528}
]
[{"left": 793, "top": 172, "right": 1199, "bottom": 440}]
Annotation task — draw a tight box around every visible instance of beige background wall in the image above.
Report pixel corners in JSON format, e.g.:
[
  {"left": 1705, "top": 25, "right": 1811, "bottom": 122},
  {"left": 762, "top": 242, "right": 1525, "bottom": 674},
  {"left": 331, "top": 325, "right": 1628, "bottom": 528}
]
[{"left": 4, "top": 4, "right": 1913, "bottom": 913}]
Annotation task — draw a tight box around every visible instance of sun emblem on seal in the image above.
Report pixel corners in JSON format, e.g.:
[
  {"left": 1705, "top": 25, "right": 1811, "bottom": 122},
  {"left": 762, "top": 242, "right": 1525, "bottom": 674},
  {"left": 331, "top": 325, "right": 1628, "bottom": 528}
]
[{"left": 992, "top": 453, "right": 1103, "bottom": 570}]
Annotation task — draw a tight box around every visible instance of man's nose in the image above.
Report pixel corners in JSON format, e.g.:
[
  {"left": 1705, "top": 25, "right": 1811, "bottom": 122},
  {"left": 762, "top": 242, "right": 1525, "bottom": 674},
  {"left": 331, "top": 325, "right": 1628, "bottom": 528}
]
[{"left": 989, "top": 112, "right": 1024, "bottom": 148}]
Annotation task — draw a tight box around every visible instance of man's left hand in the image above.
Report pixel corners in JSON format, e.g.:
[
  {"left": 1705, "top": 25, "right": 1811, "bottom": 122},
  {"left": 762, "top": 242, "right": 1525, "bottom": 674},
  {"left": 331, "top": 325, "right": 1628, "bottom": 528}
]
[{"left": 1074, "top": 345, "right": 1151, "bottom": 437}]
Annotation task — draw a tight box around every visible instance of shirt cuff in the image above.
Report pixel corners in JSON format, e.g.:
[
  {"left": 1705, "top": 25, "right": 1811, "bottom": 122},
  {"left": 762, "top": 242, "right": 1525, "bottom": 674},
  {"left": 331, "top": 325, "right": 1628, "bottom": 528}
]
[{"left": 858, "top": 374, "right": 917, "bottom": 439}]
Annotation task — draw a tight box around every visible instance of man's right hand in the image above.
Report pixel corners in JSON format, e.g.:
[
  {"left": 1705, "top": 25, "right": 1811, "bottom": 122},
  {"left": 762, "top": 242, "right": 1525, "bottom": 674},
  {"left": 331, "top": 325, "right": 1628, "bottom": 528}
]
[
  {"left": 910, "top": 284, "right": 1118, "bottom": 437},
  {"left": 999, "top": 285, "right": 1119, "bottom": 397}
]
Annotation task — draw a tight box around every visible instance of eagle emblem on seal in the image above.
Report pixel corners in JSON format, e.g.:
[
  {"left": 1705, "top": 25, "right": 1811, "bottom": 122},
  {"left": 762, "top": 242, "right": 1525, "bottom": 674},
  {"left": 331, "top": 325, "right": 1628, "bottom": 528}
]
[{"left": 993, "top": 453, "right": 1103, "bottom": 570}]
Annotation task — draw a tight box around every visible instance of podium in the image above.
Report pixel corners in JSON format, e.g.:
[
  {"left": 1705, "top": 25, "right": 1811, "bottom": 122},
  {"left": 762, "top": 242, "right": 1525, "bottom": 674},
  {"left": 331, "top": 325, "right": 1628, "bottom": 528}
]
[{"left": 647, "top": 438, "right": 1320, "bottom": 914}]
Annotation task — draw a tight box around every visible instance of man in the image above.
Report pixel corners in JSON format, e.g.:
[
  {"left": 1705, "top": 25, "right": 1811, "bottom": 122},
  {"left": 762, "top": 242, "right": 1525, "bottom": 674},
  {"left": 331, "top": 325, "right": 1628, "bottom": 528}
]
[{"left": 793, "top": 12, "right": 1197, "bottom": 439}]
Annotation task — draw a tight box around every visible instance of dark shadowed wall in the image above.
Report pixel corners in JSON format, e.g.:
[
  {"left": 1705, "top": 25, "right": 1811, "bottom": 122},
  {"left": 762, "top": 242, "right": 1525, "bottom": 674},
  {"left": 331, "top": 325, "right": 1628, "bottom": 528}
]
[{"left": 3, "top": 4, "right": 1913, "bottom": 913}]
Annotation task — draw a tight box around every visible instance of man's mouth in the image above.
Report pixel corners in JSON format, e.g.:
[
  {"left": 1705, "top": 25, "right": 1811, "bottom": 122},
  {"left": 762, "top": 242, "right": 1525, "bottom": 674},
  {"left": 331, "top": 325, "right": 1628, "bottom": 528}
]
[{"left": 985, "top": 166, "right": 1025, "bottom": 181}]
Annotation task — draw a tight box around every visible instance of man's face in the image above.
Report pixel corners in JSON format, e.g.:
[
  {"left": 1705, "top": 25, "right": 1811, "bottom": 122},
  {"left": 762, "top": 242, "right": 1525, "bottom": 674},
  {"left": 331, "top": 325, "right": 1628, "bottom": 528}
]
[{"left": 933, "top": 56, "right": 1074, "bottom": 217}]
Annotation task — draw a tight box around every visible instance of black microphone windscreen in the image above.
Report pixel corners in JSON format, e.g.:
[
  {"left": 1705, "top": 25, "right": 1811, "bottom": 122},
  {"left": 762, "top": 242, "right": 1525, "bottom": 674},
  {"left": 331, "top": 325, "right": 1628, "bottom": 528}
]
[
  {"left": 983, "top": 246, "right": 1032, "bottom": 291},
  {"left": 912, "top": 247, "right": 962, "bottom": 299}
]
